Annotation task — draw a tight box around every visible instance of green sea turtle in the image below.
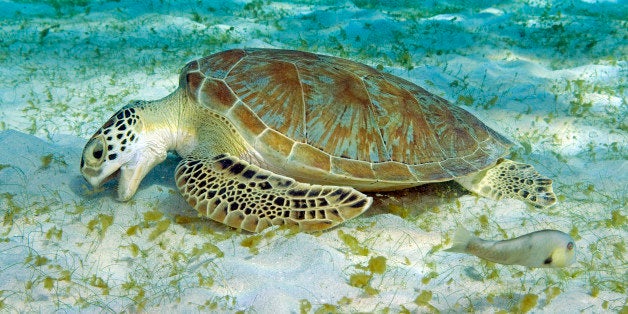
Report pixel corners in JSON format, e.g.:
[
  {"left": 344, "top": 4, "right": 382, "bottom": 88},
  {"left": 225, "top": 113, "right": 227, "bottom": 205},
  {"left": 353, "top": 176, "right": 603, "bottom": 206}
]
[{"left": 80, "top": 48, "right": 556, "bottom": 232}]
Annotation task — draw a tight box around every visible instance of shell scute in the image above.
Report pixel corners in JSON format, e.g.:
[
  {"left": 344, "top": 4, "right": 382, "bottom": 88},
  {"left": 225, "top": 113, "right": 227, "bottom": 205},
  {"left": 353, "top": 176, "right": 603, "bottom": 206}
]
[
  {"left": 199, "top": 49, "right": 246, "bottom": 79},
  {"left": 228, "top": 101, "right": 267, "bottom": 136},
  {"left": 408, "top": 163, "right": 453, "bottom": 182},
  {"left": 258, "top": 129, "right": 294, "bottom": 158},
  {"left": 325, "top": 57, "right": 381, "bottom": 78},
  {"left": 225, "top": 57, "right": 306, "bottom": 142},
  {"left": 372, "top": 162, "right": 415, "bottom": 182},
  {"left": 199, "top": 78, "right": 238, "bottom": 111},
  {"left": 330, "top": 157, "right": 376, "bottom": 180},
  {"left": 423, "top": 99, "right": 472, "bottom": 158},
  {"left": 184, "top": 70, "right": 204, "bottom": 99},
  {"left": 440, "top": 158, "right": 477, "bottom": 177},
  {"left": 289, "top": 143, "right": 331, "bottom": 172},
  {"left": 297, "top": 60, "right": 390, "bottom": 162},
  {"left": 461, "top": 149, "right": 493, "bottom": 170},
  {"left": 362, "top": 75, "right": 443, "bottom": 164}
]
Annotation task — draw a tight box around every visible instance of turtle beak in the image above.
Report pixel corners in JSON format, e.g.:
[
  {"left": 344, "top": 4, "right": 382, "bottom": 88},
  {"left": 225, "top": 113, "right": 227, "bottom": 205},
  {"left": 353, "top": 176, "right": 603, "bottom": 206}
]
[
  {"left": 117, "top": 163, "right": 152, "bottom": 201},
  {"left": 116, "top": 150, "right": 167, "bottom": 201},
  {"left": 81, "top": 163, "right": 120, "bottom": 188}
]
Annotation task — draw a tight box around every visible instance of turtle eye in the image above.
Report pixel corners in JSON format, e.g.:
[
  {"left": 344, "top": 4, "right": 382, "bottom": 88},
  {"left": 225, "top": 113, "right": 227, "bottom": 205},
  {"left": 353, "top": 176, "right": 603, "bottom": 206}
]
[
  {"left": 83, "top": 137, "right": 107, "bottom": 166},
  {"left": 93, "top": 146, "right": 103, "bottom": 159}
]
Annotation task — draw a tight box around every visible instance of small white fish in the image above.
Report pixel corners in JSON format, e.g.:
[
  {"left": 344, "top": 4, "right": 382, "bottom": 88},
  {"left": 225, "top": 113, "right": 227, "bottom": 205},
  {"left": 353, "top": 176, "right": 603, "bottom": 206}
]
[{"left": 445, "top": 227, "right": 576, "bottom": 268}]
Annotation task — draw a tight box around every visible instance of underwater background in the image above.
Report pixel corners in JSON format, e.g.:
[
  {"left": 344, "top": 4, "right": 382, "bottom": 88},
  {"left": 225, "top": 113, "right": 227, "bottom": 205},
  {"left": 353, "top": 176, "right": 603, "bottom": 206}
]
[{"left": 0, "top": 0, "right": 626, "bottom": 312}]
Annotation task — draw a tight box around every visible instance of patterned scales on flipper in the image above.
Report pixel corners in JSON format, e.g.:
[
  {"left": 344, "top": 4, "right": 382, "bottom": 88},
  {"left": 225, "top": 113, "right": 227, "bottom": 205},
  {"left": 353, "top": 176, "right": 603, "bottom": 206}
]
[
  {"left": 175, "top": 154, "right": 373, "bottom": 232},
  {"left": 458, "top": 159, "right": 556, "bottom": 208}
]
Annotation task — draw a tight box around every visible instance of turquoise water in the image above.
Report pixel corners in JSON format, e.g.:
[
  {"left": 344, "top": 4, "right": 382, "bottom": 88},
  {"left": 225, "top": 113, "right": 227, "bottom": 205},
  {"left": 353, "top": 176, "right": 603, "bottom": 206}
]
[{"left": 0, "top": 1, "right": 626, "bottom": 312}]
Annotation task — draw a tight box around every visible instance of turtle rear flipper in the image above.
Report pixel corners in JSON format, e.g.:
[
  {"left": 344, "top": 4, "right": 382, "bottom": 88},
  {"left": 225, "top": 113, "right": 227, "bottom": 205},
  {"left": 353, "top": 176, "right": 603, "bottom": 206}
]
[
  {"left": 455, "top": 159, "right": 556, "bottom": 208},
  {"left": 175, "top": 154, "right": 372, "bottom": 232}
]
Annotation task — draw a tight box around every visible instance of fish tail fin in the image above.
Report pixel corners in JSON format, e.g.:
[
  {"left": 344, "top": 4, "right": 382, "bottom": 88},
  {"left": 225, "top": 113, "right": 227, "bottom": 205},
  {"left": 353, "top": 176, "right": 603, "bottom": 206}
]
[{"left": 444, "top": 227, "right": 474, "bottom": 253}]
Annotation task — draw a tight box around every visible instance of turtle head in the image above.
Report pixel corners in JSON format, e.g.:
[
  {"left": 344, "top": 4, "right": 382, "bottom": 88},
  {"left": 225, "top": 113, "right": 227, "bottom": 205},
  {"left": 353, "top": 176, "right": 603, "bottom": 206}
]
[{"left": 81, "top": 101, "right": 168, "bottom": 201}]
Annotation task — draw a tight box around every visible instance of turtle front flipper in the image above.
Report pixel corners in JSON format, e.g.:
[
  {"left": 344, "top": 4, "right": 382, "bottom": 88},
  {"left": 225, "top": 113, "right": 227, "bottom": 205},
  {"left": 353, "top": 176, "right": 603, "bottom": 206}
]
[
  {"left": 455, "top": 159, "right": 557, "bottom": 208},
  {"left": 175, "top": 154, "right": 372, "bottom": 232}
]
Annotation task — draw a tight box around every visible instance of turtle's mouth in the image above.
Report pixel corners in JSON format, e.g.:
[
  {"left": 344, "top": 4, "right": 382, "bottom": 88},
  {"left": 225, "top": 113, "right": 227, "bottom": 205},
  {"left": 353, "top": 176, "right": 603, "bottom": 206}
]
[
  {"left": 103, "top": 169, "right": 121, "bottom": 185},
  {"left": 83, "top": 168, "right": 120, "bottom": 188}
]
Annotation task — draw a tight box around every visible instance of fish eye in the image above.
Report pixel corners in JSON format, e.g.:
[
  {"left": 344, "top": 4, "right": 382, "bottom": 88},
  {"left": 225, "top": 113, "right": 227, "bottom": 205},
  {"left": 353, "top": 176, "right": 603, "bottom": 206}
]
[{"left": 567, "top": 242, "right": 574, "bottom": 251}]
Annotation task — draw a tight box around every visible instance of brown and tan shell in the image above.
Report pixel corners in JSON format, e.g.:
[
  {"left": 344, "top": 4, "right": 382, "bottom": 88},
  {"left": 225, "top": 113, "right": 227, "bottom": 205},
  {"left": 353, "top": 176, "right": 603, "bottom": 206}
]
[{"left": 180, "top": 49, "right": 512, "bottom": 191}]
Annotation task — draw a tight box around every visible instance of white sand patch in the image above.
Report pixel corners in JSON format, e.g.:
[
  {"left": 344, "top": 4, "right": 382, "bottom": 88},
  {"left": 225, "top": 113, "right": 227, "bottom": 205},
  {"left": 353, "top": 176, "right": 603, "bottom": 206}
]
[{"left": 1, "top": 0, "right": 626, "bottom": 312}]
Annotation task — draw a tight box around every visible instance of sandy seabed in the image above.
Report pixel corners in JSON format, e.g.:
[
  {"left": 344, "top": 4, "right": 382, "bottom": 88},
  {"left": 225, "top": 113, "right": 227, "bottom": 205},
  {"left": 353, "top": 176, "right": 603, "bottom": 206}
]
[{"left": 0, "top": 0, "right": 626, "bottom": 313}]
